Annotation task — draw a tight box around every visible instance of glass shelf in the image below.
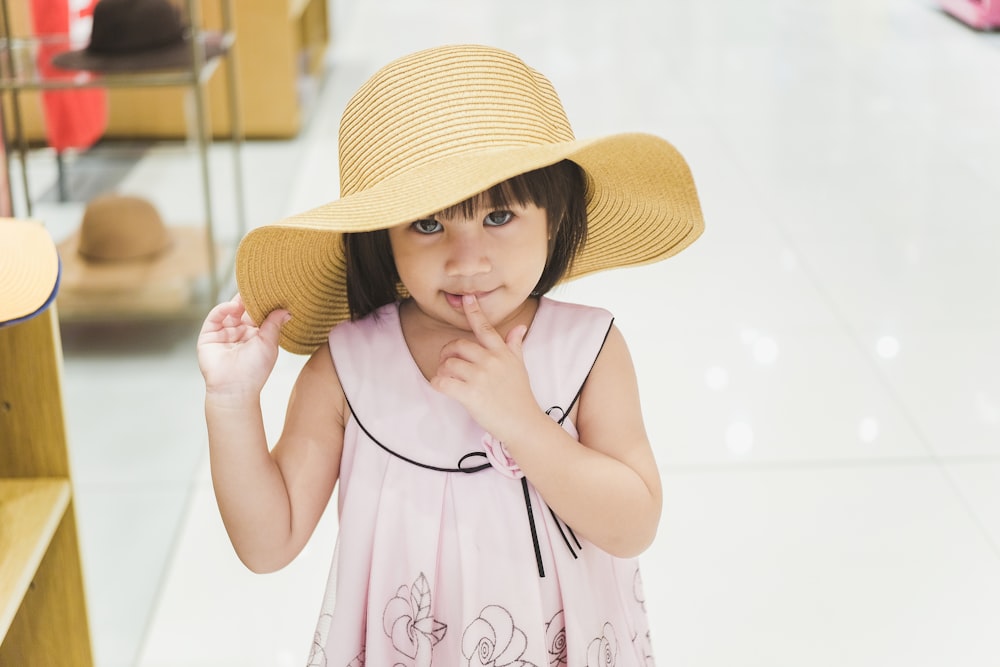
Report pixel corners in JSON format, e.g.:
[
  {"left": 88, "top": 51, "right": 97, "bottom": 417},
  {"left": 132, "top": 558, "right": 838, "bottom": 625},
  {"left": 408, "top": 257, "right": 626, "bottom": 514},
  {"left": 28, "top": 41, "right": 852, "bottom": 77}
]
[{"left": 0, "top": 32, "right": 233, "bottom": 90}]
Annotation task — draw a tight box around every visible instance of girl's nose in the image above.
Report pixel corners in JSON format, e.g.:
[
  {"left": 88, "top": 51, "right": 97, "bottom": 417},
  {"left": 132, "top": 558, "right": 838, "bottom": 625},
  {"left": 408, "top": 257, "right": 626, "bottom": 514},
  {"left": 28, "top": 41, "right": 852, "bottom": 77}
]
[{"left": 444, "top": 229, "right": 491, "bottom": 277}]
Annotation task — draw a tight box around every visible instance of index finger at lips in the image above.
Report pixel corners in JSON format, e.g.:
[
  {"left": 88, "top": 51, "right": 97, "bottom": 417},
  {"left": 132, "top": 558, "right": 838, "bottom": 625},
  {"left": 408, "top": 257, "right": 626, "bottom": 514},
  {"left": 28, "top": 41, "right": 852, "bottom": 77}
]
[{"left": 461, "top": 295, "right": 503, "bottom": 347}]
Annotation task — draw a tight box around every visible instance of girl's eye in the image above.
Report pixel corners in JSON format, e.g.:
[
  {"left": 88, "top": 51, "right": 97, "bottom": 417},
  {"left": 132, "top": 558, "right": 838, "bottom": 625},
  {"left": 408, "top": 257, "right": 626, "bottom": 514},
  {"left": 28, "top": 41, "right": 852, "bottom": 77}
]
[
  {"left": 412, "top": 219, "right": 442, "bottom": 234},
  {"left": 484, "top": 210, "right": 513, "bottom": 227}
]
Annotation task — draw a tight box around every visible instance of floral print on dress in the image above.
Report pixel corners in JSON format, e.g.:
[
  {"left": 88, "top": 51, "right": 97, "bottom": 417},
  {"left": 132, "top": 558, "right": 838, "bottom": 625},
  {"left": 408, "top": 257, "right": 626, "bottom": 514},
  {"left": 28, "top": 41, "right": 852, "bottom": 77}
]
[
  {"left": 482, "top": 433, "right": 523, "bottom": 479},
  {"left": 586, "top": 623, "right": 619, "bottom": 667},
  {"left": 306, "top": 638, "right": 326, "bottom": 667},
  {"left": 631, "top": 568, "right": 655, "bottom": 664},
  {"left": 544, "top": 610, "right": 567, "bottom": 666},
  {"left": 383, "top": 573, "right": 447, "bottom": 666},
  {"left": 307, "top": 613, "right": 332, "bottom": 666},
  {"left": 462, "top": 605, "right": 538, "bottom": 666},
  {"left": 632, "top": 569, "right": 646, "bottom": 612}
]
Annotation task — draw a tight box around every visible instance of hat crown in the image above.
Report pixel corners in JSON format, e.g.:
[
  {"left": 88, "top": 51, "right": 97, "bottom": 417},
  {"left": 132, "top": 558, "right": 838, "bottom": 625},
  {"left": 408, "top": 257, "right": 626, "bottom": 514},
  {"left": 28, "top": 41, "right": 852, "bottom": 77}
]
[
  {"left": 338, "top": 45, "right": 575, "bottom": 197},
  {"left": 88, "top": 0, "right": 185, "bottom": 55},
  {"left": 78, "top": 195, "right": 171, "bottom": 261}
]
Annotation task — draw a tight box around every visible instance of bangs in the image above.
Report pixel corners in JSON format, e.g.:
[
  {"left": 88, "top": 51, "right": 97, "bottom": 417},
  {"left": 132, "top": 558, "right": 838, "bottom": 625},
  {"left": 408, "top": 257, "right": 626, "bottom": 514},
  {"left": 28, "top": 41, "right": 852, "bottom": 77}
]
[{"left": 435, "top": 165, "right": 561, "bottom": 220}]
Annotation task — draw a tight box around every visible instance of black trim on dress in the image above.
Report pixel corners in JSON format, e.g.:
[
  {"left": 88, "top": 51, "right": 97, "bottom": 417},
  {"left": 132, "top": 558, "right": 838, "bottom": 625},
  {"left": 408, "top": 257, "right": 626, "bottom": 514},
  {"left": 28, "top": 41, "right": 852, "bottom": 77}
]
[{"left": 340, "top": 317, "right": 616, "bottom": 578}]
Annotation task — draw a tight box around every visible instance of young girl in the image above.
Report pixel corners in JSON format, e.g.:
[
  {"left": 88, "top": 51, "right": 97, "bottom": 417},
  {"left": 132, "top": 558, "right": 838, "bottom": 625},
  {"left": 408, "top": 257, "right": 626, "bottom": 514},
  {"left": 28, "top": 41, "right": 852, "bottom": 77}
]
[{"left": 198, "top": 44, "right": 703, "bottom": 666}]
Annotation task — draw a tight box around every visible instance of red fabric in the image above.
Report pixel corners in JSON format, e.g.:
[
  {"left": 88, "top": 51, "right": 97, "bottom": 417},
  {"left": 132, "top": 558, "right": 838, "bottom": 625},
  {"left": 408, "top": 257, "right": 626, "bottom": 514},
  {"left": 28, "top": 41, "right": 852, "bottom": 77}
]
[{"left": 29, "top": 0, "right": 107, "bottom": 152}]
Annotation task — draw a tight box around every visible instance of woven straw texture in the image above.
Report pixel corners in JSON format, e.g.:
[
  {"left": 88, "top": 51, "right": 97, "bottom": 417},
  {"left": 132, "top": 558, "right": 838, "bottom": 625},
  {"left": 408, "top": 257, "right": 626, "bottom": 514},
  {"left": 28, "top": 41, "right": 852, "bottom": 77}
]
[
  {"left": 236, "top": 44, "right": 704, "bottom": 353},
  {"left": 0, "top": 219, "right": 60, "bottom": 324}
]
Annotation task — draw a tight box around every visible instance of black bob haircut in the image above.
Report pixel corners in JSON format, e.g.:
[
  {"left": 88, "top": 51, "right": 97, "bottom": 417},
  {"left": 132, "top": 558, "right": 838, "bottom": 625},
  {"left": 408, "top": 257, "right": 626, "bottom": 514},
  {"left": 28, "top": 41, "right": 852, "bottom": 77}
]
[{"left": 343, "top": 159, "right": 588, "bottom": 321}]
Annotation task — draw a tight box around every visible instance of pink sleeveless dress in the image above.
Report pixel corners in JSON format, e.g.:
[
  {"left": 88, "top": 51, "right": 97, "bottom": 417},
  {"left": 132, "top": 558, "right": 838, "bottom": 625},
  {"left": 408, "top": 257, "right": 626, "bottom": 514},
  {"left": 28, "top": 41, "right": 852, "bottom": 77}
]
[{"left": 308, "top": 297, "right": 655, "bottom": 667}]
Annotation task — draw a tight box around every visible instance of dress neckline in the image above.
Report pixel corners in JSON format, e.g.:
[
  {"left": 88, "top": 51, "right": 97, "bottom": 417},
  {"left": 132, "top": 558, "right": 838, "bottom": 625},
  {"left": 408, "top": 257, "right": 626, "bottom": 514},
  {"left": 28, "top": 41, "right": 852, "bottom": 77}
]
[{"left": 390, "top": 296, "right": 547, "bottom": 386}]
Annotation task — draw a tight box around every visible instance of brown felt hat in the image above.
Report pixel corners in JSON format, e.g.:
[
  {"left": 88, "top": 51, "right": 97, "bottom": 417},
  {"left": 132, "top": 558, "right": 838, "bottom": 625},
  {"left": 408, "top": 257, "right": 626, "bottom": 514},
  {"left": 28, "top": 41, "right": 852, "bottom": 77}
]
[
  {"left": 236, "top": 44, "right": 705, "bottom": 354},
  {"left": 50, "top": 0, "right": 226, "bottom": 74}
]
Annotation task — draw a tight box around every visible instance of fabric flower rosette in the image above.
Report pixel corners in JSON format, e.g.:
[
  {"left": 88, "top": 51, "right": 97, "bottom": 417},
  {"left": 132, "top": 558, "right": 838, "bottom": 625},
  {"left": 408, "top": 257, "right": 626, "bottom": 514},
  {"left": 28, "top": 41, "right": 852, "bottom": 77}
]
[{"left": 482, "top": 433, "right": 523, "bottom": 479}]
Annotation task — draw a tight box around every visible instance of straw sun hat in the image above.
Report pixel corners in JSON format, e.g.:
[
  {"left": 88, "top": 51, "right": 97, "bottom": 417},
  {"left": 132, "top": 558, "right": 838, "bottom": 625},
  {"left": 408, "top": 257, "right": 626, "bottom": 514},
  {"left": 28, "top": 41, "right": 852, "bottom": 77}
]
[
  {"left": 236, "top": 44, "right": 704, "bottom": 354},
  {"left": 0, "top": 219, "right": 61, "bottom": 328}
]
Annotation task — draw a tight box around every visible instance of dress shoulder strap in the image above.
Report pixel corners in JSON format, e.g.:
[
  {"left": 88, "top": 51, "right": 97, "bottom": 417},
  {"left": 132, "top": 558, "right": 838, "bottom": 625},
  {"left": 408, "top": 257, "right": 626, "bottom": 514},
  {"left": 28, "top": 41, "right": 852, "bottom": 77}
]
[{"left": 521, "top": 298, "right": 615, "bottom": 423}]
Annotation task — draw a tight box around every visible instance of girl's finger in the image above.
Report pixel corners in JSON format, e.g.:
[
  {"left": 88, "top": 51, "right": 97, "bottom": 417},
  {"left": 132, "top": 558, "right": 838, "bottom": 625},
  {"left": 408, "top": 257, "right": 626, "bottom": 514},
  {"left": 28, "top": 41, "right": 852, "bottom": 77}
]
[
  {"left": 258, "top": 310, "right": 291, "bottom": 346},
  {"left": 504, "top": 324, "right": 528, "bottom": 357},
  {"left": 460, "top": 295, "right": 504, "bottom": 349},
  {"left": 436, "top": 355, "right": 474, "bottom": 381},
  {"left": 438, "top": 337, "right": 487, "bottom": 365},
  {"left": 201, "top": 301, "right": 240, "bottom": 332}
]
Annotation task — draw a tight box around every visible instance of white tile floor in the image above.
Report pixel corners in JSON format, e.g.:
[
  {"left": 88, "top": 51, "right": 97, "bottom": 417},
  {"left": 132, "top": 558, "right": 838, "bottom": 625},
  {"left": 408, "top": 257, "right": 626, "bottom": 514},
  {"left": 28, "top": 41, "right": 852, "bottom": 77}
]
[{"left": 12, "top": 0, "right": 1000, "bottom": 664}]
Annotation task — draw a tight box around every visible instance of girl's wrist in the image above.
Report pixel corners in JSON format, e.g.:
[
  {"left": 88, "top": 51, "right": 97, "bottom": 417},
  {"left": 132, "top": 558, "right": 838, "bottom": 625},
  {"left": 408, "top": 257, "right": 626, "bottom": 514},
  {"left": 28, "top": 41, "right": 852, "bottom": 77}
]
[
  {"left": 494, "top": 408, "right": 561, "bottom": 455},
  {"left": 205, "top": 385, "right": 262, "bottom": 411}
]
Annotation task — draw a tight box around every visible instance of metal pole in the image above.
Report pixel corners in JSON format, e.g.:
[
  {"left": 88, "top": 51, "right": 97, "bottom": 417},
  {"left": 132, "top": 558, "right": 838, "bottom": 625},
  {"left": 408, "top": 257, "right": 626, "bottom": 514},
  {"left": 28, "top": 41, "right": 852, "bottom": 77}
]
[
  {"left": 0, "top": 0, "right": 31, "bottom": 217},
  {"left": 221, "top": 0, "right": 246, "bottom": 246},
  {"left": 186, "top": 0, "right": 219, "bottom": 303}
]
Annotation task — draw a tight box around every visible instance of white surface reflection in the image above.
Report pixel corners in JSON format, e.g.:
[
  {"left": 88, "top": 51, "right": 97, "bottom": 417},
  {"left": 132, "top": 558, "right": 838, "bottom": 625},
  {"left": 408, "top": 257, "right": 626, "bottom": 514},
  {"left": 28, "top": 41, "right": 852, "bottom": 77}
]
[
  {"left": 877, "top": 335, "right": 900, "bottom": 359},
  {"left": 859, "top": 417, "right": 881, "bottom": 444},
  {"left": 753, "top": 336, "right": 780, "bottom": 365},
  {"left": 726, "top": 421, "right": 755, "bottom": 456},
  {"left": 705, "top": 365, "right": 730, "bottom": 391}
]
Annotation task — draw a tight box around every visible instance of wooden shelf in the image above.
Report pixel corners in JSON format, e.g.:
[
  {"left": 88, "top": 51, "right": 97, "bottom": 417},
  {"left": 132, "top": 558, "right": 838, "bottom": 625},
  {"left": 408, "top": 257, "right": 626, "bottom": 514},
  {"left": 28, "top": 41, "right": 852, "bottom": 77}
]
[
  {"left": 0, "top": 478, "right": 71, "bottom": 639},
  {"left": 0, "top": 307, "right": 93, "bottom": 665}
]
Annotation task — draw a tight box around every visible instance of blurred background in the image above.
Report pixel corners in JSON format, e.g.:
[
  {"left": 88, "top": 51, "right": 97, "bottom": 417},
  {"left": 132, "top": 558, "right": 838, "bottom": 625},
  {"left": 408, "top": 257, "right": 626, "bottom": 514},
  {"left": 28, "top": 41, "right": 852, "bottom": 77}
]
[{"left": 2, "top": 0, "right": 998, "bottom": 664}]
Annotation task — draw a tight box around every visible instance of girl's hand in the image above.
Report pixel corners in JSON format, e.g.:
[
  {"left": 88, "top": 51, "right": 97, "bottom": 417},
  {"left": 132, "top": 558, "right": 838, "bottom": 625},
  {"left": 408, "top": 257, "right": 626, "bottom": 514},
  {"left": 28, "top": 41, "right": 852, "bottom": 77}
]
[
  {"left": 197, "top": 294, "right": 291, "bottom": 397},
  {"left": 431, "top": 295, "right": 543, "bottom": 441}
]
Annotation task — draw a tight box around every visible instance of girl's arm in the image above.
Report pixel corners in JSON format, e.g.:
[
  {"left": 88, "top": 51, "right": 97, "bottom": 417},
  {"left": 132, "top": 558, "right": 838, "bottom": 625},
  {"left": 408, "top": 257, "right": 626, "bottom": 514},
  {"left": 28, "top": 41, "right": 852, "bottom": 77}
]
[
  {"left": 199, "top": 297, "right": 346, "bottom": 573},
  {"left": 520, "top": 324, "right": 661, "bottom": 558},
  {"left": 433, "top": 296, "right": 661, "bottom": 559}
]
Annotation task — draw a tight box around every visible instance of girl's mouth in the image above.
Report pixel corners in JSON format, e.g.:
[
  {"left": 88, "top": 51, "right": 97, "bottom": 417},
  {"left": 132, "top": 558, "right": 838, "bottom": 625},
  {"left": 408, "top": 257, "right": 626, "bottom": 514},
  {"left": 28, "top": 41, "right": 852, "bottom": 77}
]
[{"left": 444, "top": 291, "right": 492, "bottom": 309}]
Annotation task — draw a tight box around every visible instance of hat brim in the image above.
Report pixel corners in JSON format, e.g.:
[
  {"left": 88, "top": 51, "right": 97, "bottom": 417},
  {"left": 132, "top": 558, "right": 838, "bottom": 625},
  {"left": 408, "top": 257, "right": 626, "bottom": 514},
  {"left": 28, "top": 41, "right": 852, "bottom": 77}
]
[
  {"left": 50, "top": 32, "right": 227, "bottom": 74},
  {"left": 56, "top": 225, "right": 212, "bottom": 316},
  {"left": 0, "top": 219, "right": 61, "bottom": 327},
  {"left": 237, "top": 132, "right": 704, "bottom": 354}
]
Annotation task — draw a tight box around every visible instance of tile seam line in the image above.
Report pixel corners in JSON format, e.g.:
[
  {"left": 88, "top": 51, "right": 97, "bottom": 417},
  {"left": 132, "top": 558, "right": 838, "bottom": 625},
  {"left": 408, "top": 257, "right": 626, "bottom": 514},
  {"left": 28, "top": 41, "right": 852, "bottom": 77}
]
[{"left": 662, "top": 452, "right": 1000, "bottom": 474}]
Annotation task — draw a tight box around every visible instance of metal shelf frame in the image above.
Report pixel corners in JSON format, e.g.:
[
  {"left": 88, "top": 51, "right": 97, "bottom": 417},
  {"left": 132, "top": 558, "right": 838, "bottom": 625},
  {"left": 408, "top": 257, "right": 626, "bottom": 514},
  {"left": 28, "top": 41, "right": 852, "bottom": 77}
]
[{"left": 0, "top": 0, "right": 246, "bottom": 313}]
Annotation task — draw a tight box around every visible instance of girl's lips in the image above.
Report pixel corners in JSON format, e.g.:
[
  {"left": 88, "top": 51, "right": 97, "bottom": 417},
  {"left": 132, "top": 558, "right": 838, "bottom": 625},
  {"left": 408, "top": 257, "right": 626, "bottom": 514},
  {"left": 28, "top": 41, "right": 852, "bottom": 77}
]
[{"left": 444, "top": 291, "right": 492, "bottom": 309}]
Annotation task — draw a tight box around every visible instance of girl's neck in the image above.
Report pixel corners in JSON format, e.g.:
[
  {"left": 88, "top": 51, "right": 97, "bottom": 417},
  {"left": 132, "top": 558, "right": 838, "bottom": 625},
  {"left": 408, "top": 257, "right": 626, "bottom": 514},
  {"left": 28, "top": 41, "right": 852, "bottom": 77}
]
[
  {"left": 399, "top": 296, "right": 540, "bottom": 339},
  {"left": 398, "top": 297, "right": 541, "bottom": 380}
]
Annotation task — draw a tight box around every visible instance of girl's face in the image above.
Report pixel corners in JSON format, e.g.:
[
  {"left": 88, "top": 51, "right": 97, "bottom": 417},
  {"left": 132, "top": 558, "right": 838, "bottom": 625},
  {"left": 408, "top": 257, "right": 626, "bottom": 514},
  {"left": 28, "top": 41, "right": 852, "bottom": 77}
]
[{"left": 387, "top": 202, "right": 549, "bottom": 332}]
